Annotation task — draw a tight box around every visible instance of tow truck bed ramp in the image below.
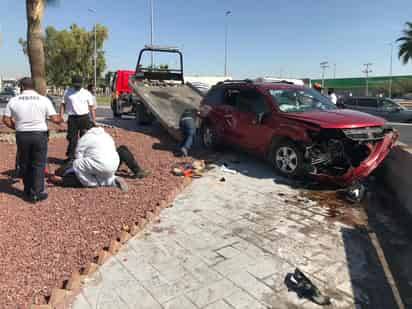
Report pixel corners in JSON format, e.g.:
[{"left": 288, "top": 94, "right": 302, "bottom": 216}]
[
  {"left": 129, "top": 46, "right": 202, "bottom": 140},
  {"left": 129, "top": 81, "right": 202, "bottom": 139}
]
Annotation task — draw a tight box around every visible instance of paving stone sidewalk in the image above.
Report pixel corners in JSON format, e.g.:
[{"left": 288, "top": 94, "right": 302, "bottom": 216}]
[{"left": 71, "top": 158, "right": 395, "bottom": 309}]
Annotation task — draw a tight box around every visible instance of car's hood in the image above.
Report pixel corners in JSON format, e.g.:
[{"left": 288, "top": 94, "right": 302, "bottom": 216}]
[{"left": 282, "top": 109, "right": 386, "bottom": 128}]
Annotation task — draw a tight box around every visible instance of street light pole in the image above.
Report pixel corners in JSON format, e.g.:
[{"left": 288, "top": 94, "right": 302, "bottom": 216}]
[
  {"left": 333, "top": 63, "right": 336, "bottom": 79},
  {"left": 149, "top": 0, "right": 154, "bottom": 67},
  {"left": 88, "top": 8, "right": 97, "bottom": 90},
  {"left": 389, "top": 42, "right": 393, "bottom": 98},
  {"left": 320, "top": 61, "right": 329, "bottom": 90},
  {"left": 363, "top": 63, "right": 373, "bottom": 96},
  {"left": 224, "top": 10, "right": 231, "bottom": 77}
]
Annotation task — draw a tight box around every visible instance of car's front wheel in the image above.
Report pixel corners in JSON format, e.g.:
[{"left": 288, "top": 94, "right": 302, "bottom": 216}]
[{"left": 271, "top": 141, "right": 304, "bottom": 177}]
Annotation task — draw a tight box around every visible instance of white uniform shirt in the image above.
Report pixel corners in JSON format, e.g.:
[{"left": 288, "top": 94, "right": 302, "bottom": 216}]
[
  {"left": 63, "top": 87, "right": 94, "bottom": 115},
  {"left": 330, "top": 93, "right": 337, "bottom": 104},
  {"left": 91, "top": 94, "right": 98, "bottom": 110},
  {"left": 72, "top": 127, "right": 120, "bottom": 187},
  {"left": 4, "top": 90, "right": 57, "bottom": 132}
]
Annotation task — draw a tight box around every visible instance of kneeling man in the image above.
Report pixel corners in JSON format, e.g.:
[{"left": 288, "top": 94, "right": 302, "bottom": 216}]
[{"left": 53, "top": 123, "right": 128, "bottom": 191}]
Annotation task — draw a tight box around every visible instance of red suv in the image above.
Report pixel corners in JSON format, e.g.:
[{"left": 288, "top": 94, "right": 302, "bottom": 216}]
[{"left": 200, "top": 80, "right": 397, "bottom": 186}]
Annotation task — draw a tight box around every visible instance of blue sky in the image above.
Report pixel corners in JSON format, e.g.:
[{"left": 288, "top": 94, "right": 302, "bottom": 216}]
[{"left": 1, "top": 0, "right": 412, "bottom": 79}]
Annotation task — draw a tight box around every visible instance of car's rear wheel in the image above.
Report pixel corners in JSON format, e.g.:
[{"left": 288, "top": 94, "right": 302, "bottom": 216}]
[
  {"left": 201, "top": 122, "right": 219, "bottom": 150},
  {"left": 271, "top": 141, "right": 304, "bottom": 177}
]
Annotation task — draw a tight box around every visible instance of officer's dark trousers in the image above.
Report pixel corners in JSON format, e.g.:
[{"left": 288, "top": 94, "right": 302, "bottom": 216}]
[
  {"left": 117, "top": 145, "right": 142, "bottom": 175},
  {"left": 16, "top": 131, "right": 48, "bottom": 196},
  {"left": 66, "top": 114, "right": 90, "bottom": 160}
]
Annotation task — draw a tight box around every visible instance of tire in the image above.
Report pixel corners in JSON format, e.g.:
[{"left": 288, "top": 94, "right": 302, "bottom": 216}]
[
  {"left": 201, "top": 122, "right": 220, "bottom": 150},
  {"left": 112, "top": 100, "right": 122, "bottom": 118},
  {"left": 136, "top": 103, "right": 154, "bottom": 125},
  {"left": 270, "top": 140, "right": 305, "bottom": 177}
]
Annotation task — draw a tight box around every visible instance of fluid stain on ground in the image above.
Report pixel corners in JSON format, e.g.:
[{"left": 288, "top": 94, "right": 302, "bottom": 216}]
[{"left": 300, "top": 189, "right": 367, "bottom": 227}]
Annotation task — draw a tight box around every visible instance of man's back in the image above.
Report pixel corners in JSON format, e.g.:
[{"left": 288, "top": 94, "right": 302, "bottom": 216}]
[
  {"left": 74, "top": 127, "right": 119, "bottom": 173},
  {"left": 63, "top": 87, "right": 93, "bottom": 115},
  {"left": 6, "top": 90, "right": 56, "bottom": 132}
]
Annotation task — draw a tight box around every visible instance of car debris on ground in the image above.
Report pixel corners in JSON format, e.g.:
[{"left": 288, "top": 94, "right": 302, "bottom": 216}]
[{"left": 285, "top": 268, "right": 331, "bottom": 306}]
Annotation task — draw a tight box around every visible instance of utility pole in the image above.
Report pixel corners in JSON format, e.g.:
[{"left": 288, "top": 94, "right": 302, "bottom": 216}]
[
  {"left": 224, "top": 10, "right": 231, "bottom": 77},
  {"left": 333, "top": 63, "right": 336, "bottom": 79},
  {"left": 363, "top": 63, "right": 373, "bottom": 96},
  {"left": 389, "top": 43, "right": 393, "bottom": 98},
  {"left": 320, "top": 61, "right": 329, "bottom": 90},
  {"left": 88, "top": 8, "right": 97, "bottom": 90},
  {"left": 149, "top": 0, "right": 154, "bottom": 67}
]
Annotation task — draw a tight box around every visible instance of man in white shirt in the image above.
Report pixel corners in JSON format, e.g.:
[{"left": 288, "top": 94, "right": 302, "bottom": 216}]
[
  {"left": 328, "top": 88, "right": 337, "bottom": 104},
  {"left": 2, "top": 78, "right": 62, "bottom": 203},
  {"left": 87, "top": 84, "right": 98, "bottom": 113},
  {"left": 51, "top": 122, "right": 129, "bottom": 192},
  {"left": 60, "top": 75, "right": 96, "bottom": 161}
]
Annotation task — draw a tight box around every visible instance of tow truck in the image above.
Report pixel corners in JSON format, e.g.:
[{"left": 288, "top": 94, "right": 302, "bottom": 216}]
[{"left": 129, "top": 45, "right": 203, "bottom": 139}]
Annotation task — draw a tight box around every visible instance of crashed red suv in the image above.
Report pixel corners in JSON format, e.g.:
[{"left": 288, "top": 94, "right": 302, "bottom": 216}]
[{"left": 200, "top": 80, "right": 397, "bottom": 186}]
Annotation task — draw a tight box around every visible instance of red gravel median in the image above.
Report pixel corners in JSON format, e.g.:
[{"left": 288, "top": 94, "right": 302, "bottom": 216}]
[{"left": 0, "top": 126, "right": 191, "bottom": 308}]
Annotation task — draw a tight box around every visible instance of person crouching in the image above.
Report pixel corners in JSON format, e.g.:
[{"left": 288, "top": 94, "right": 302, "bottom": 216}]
[{"left": 51, "top": 122, "right": 128, "bottom": 191}]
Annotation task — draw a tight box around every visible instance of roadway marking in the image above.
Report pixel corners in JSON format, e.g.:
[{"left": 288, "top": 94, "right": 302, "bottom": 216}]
[{"left": 388, "top": 122, "right": 412, "bottom": 126}]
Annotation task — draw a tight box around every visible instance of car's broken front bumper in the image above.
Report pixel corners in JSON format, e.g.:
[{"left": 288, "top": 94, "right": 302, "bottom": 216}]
[{"left": 309, "top": 131, "right": 398, "bottom": 186}]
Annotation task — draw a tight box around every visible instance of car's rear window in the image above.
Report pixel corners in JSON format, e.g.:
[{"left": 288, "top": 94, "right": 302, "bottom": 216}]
[
  {"left": 203, "top": 87, "right": 224, "bottom": 105},
  {"left": 357, "top": 98, "right": 378, "bottom": 107}
]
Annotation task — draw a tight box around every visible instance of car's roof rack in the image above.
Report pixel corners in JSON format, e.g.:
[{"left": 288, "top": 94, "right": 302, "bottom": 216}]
[
  {"left": 216, "top": 79, "right": 254, "bottom": 85},
  {"left": 216, "top": 79, "right": 298, "bottom": 87},
  {"left": 143, "top": 44, "right": 180, "bottom": 52}
]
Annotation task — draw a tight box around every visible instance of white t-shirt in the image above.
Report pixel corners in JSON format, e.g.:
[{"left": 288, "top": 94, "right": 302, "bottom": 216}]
[
  {"left": 63, "top": 87, "right": 94, "bottom": 115},
  {"left": 4, "top": 90, "right": 57, "bottom": 132},
  {"left": 330, "top": 93, "right": 337, "bottom": 104},
  {"left": 91, "top": 94, "right": 98, "bottom": 109}
]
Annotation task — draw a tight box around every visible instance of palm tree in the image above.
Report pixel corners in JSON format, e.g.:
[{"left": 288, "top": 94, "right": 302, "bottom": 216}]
[
  {"left": 397, "top": 22, "right": 412, "bottom": 65},
  {"left": 25, "top": 0, "right": 57, "bottom": 95}
]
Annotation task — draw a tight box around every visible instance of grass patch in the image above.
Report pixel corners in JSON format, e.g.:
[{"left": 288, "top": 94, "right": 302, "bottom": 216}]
[{"left": 97, "top": 96, "right": 111, "bottom": 105}]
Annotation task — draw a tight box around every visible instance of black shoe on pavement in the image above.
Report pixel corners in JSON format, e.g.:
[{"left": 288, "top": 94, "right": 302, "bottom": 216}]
[
  {"left": 132, "top": 170, "right": 151, "bottom": 179},
  {"left": 180, "top": 148, "right": 188, "bottom": 157},
  {"left": 114, "top": 177, "right": 129, "bottom": 192},
  {"left": 30, "top": 192, "right": 49, "bottom": 204}
]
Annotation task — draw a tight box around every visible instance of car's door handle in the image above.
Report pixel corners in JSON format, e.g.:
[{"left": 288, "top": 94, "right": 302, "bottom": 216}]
[{"left": 224, "top": 114, "right": 233, "bottom": 119}]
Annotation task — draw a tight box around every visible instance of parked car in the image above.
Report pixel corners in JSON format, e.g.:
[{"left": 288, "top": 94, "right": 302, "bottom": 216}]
[
  {"left": 337, "top": 96, "right": 412, "bottom": 123},
  {"left": 0, "top": 89, "right": 16, "bottom": 104},
  {"left": 200, "top": 80, "right": 397, "bottom": 186}
]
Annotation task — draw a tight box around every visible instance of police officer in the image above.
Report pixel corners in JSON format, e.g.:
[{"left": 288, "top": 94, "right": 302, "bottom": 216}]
[
  {"left": 2, "top": 78, "right": 62, "bottom": 202},
  {"left": 60, "top": 76, "right": 96, "bottom": 161}
]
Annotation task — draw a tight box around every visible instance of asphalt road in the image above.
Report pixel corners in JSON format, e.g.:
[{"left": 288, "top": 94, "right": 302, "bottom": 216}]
[
  {"left": 388, "top": 123, "right": 412, "bottom": 145},
  {"left": 2, "top": 103, "right": 412, "bottom": 145}
]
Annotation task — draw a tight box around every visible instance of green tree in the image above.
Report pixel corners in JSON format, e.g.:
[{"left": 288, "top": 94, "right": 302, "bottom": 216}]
[
  {"left": 397, "top": 22, "right": 412, "bottom": 65},
  {"left": 25, "top": 0, "right": 58, "bottom": 95},
  {"left": 105, "top": 71, "right": 115, "bottom": 87},
  {"left": 20, "top": 23, "right": 108, "bottom": 87}
]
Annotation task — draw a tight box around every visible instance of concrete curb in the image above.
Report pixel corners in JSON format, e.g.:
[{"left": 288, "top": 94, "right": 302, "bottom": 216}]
[
  {"left": 29, "top": 175, "right": 193, "bottom": 309},
  {"left": 378, "top": 145, "right": 412, "bottom": 216}
]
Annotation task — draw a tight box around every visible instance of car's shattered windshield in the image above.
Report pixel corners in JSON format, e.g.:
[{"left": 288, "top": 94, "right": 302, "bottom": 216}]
[{"left": 269, "top": 88, "right": 337, "bottom": 113}]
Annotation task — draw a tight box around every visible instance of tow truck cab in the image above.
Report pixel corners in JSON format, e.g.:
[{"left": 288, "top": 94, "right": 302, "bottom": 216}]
[{"left": 110, "top": 70, "right": 135, "bottom": 117}]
